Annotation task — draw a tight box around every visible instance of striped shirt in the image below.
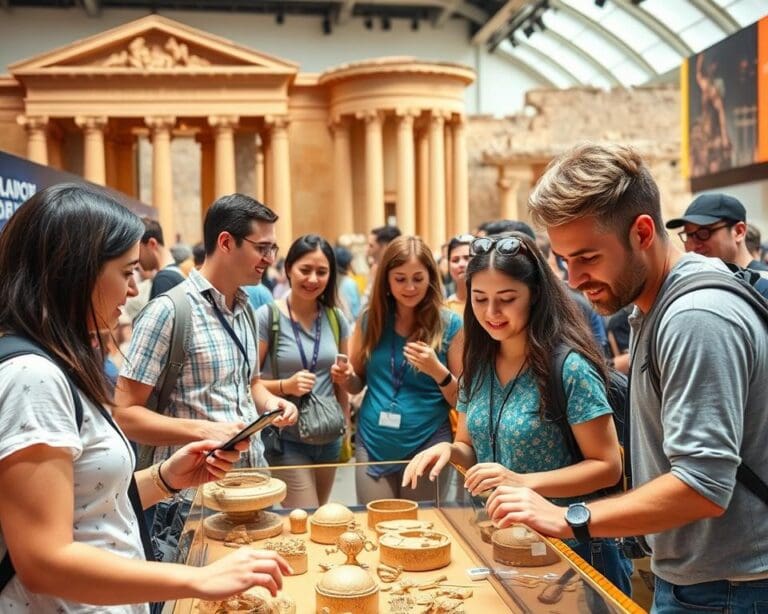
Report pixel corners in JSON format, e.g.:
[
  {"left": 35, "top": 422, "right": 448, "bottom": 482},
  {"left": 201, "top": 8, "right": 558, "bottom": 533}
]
[{"left": 120, "top": 269, "right": 266, "bottom": 468}]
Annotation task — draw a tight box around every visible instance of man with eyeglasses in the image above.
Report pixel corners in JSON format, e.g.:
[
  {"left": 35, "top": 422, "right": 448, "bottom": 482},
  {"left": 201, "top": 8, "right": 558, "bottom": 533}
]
[
  {"left": 114, "top": 194, "right": 298, "bottom": 567},
  {"left": 666, "top": 193, "right": 768, "bottom": 299}
]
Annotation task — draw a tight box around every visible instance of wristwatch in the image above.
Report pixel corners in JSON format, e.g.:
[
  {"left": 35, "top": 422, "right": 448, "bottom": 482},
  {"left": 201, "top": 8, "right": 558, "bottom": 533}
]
[{"left": 565, "top": 502, "right": 592, "bottom": 544}]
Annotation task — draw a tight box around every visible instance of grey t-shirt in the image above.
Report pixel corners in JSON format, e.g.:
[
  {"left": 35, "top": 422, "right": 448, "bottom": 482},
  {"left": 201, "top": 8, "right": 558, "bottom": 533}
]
[
  {"left": 256, "top": 302, "right": 349, "bottom": 440},
  {"left": 629, "top": 253, "right": 768, "bottom": 585}
]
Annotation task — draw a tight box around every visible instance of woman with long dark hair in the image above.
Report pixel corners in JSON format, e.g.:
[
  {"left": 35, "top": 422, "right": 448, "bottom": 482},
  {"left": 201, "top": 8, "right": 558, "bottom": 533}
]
[
  {"left": 0, "top": 184, "right": 289, "bottom": 612},
  {"left": 402, "top": 232, "right": 631, "bottom": 594},
  {"left": 348, "top": 235, "right": 463, "bottom": 503},
  {"left": 256, "top": 234, "right": 352, "bottom": 508}
]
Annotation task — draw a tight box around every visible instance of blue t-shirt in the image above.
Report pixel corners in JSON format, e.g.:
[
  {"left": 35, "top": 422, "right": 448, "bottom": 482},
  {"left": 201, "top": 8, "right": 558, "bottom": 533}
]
[
  {"left": 244, "top": 284, "right": 273, "bottom": 309},
  {"left": 458, "top": 352, "right": 611, "bottom": 499},
  {"left": 358, "top": 309, "right": 461, "bottom": 462}
]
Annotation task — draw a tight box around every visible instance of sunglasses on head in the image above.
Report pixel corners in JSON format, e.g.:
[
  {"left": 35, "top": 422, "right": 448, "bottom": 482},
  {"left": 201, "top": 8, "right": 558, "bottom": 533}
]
[{"left": 470, "top": 236, "right": 528, "bottom": 257}]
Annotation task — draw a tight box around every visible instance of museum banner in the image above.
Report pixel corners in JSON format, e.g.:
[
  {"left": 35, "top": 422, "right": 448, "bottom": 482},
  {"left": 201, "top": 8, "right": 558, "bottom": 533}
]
[{"left": 0, "top": 149, "right": 154, "bottom": 231}]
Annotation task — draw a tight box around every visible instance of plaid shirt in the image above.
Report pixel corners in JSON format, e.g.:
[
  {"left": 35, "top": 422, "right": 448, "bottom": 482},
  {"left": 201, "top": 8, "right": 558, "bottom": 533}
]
[{"left": 120, "top": 269, "right": 266, "bottom": 468}]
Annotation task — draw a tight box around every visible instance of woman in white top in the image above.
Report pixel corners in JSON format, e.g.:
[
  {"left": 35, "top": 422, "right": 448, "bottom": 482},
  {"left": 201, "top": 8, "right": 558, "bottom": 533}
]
[{"left": 0, "top": 184, "right": 290, "bottom": 613}]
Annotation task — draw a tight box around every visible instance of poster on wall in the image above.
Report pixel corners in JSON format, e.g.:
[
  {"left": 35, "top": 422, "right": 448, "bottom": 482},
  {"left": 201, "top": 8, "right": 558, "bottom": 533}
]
[
  {"left": 683, "top": 22, "right": 758, "bottom": 180},
  {"left": 0, "top": 149, "right": 154, "bottom": 231}
]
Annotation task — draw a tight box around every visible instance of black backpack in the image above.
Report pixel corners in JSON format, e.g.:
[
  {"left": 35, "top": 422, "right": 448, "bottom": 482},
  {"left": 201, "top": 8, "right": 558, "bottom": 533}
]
[
  {"left": 545, "top": 344, "right": 628, "bottom": 493},
  {"left": 0, "top": 335, "right": 154, "bottom": 594}
]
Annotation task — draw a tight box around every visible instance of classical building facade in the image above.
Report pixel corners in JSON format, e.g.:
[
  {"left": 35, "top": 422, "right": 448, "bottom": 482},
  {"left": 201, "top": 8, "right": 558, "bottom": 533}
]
[{"left": 0, "top": 15, "right": 474, "bottom": 250}]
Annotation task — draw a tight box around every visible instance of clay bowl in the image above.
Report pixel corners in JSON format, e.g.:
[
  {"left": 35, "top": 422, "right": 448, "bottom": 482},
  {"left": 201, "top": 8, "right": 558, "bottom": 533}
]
[
  {"left": 365, "top": 498, "right": 418, "bottom": 530},
  {"left": 310, "top": 502, "right": 355, "bottom": 544},
  {"left": 202, "top": 473, "right": 287, "bottom": 514},
  {"left": 492, "top": 524, "right": 559, "bottom": 567},
  {"left": 374, "top": 519, "right": 434, "bottom": 539},
  {"left": 379, "top": 529, "right": 451, "bottom": 571}
]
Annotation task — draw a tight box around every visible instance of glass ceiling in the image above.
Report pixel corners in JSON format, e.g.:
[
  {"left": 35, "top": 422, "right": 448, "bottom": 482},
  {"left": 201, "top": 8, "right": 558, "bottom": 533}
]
[{"left": 496, "top": 0, "right": 768, "bottom": 88}]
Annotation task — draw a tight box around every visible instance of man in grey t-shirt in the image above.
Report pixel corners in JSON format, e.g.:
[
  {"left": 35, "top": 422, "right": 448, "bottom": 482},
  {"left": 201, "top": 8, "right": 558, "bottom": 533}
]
[{"left": 484, "top": 143, "right": 768, "bottom": 612}]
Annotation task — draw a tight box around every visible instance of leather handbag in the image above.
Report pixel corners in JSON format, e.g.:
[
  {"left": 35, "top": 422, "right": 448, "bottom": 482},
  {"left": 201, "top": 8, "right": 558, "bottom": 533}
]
[{"left": 296, "top": 391, "right": 346, "bottom": 445}]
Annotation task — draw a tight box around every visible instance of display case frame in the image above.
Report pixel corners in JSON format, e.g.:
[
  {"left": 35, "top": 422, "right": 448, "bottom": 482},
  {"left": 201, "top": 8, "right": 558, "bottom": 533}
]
[{"left": 171, "top": 461, "right": 646, "bottom": 614}]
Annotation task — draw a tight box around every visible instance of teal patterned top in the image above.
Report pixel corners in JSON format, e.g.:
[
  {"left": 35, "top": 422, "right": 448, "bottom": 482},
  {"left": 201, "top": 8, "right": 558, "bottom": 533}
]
[{"left": 457, "top": 352, "right": 612, "bottom": 486}]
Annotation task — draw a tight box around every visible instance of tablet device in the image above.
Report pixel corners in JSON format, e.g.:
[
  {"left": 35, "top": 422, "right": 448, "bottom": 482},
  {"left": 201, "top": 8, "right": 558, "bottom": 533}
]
[{"left": 207, "top": 409, "right": 283, "bottom": 456}]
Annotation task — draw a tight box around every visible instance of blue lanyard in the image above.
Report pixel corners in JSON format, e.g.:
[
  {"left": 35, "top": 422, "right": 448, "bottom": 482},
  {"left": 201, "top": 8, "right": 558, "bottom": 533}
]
[
  {"left": 204, "top": 291, "right": 250, "bottom": 375},
  {"left": 390, "top": 333, "right": 410, "bottom": 400},
  {"left": 286, "top": 299, "right": 322, "bottom": 373}
]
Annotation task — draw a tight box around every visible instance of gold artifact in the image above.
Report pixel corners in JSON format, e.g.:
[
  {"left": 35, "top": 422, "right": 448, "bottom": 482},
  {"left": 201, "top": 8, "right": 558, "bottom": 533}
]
[
  {"left": 366, "top": 498, "right": 418, "bottom": 530},
  {"left": 315, "top": 564, "right": 379, "bottom": 613},
  {"left": 197, "top": 587, "right": 295, "bottom": 614},
  {"left": 264, "top": 538, "right": 308, "bottom": 576},
  {"left": 476, "top": 520, "right": 496, "bottom": 544},
  {"left": 376, "top": 562, "right": 403, "bottom": 583},
  {"left": 289, "top": 509, "right": 308, "bottom": 534},
  {"left": 325, "top": 529, "right": 377, "bottom": 566},
  {"left": 374, "top": 519, "right": 434, "bottom": 539},
  {"left": 202, "top": 472, "right": 287, "bottom": 542},
  {"left": 310, "top": 502, "right": 355, "bottom": 544},
  {"left": 379, "top": 530, "right": 452, "bottom": 571},
  {"left": 491, "top": 524, "right": 559, "bottom": 567}
]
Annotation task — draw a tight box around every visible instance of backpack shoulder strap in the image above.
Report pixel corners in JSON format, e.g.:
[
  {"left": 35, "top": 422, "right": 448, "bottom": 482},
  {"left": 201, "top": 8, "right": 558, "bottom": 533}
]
[
  {"left": 545, "top": 343, "right": 582, "bottom": 463},
  {"left": 146, "top": 283, "right": 191, "bottom": 412},
  {"left": 0, "top": 334, "right": 85, "bottom": 594},
  {"left": 644, "top": 271, "right": 768, "bottom": 505},
  {"left": 646, "top": 271, "right": 768, "bottom": 399},
  {"left": 326, "top": 306, "right": 341, "bottom": 349},
  {"left": 268, "top": 302, "right": 281, "bottom": 377}
]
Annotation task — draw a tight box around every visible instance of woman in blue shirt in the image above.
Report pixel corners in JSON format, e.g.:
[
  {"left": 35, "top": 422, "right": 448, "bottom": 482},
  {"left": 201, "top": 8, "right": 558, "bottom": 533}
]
[
  {"left": 349, "top": 236, "right": 462, "bottom": 504},
  {"left": 402, "top": 232, "right": 631, "bottom": 595}
]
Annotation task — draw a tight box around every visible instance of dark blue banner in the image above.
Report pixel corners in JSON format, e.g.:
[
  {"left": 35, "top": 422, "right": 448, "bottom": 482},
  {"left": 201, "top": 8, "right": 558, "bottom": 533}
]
[{"left": 0, "top": 149, "right": 155, "bottom": 231}]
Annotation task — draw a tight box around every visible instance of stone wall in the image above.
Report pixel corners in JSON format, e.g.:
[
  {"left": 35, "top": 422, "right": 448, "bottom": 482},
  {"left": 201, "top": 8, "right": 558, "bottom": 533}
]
[{"left": 466, "top": 84, "right": 690, "bottom": 231}]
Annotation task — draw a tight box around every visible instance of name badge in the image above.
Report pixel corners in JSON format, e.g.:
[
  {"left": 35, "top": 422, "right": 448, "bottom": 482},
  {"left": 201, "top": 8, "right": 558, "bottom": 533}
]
[{"left": 378, "top": 411, "right": 402, "bottom": 429}]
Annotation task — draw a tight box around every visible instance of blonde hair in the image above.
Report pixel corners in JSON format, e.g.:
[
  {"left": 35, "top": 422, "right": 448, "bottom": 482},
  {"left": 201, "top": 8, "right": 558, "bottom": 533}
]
[
  {"left": 360, "top": 236, "right": 445, "bottom": 361},
  {"left": 528, "top": 142, "right": 666, "bottom": 245}
]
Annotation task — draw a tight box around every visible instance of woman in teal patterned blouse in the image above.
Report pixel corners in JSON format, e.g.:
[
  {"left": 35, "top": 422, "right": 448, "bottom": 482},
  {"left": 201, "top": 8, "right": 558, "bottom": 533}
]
[{"left": 402, "top": 231, "right": 631, "bottom": 595}]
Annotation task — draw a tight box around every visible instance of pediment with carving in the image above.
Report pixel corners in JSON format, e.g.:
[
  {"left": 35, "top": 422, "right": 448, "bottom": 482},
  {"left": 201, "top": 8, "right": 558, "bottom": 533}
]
[{"left": 9, "top": 15, "right": 298, "bottom": 75}]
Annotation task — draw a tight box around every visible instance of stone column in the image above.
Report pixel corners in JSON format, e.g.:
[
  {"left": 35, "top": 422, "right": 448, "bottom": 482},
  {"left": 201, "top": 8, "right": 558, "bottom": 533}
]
[
  {"left": 254, "top": 133, "right": 265, "bottom": 202},
  {"left": 265, "top": 115, "right": 292, "bottom": 250},
  {"left": 261, "top": 131, "right": 273, "bottom": 207},
  {"left": 497, "top": 165, "right": 533, "bottom": 222},
  {"left": 416, "top": 125, "right": 429, "bottom": 239},
  {"left": 452, "top": 115, "right": 470, "bottom": 234},
  {"left": 113, "top": 135, "right": 137, "bottom": 198},
  {"left": 395, "top": 109, "right": 418, "bottom": 236},
  {"left": 75, "top": 116, "right": 108, "bottom": 185},
  {"left": 47, "top": 122, "right": 64, "bottom": 171},
  {"left": 17, "top": 115, "right": 49, "bottom": 165},
  {"left": 145, "top": 116, "right": 176, "bottom": 243},
  {"left": 208, "top": 115, "right": 239, "bottom": 198},
  {"left": 357, "top": 109, "right": 385, "bottom": 231},
  {"left": 428, "top": 111, "right": 447, "bottom": 251},
  {"left": 196, "top": 131, "right": 215, "bottom": 222},
  {"left": 330, "top": 116, "right": 354, "bottom": 237},
  {"left": 444, "top": 121, "right": 454, "bottom": 237}
]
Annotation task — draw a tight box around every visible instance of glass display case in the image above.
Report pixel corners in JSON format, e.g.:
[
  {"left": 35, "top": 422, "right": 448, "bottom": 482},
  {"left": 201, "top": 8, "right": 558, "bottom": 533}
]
[{"left": 171, "top": 461, "right": 645, "bottom": 613}]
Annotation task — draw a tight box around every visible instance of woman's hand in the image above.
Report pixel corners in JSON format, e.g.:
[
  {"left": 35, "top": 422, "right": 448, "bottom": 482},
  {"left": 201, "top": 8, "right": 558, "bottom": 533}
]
[
  {"left": 269, "top": 398, "right": 298, "bottom": 428},
  {"left": 283, "top": 370, "right": 316, "bottom": 396},
  {"left": 464, "top": 462, "right": 529, "bottom": 496},
  {"left": 486, "top": 485, "right": 570, "bottom": 538},
  {"left": 191, "top": 548, "right": 293, "bottom": 599},
  {"left": 330, "top": 360, "right": 353, "bottom": 389},
  {"left": 161, "top": 439, "right": 248, "bottom": 490},
  {"left": 401, "top": 442, "right": 453, "bottom": 490},
  {"left": 403, "top": 341, "right": 443, "bottom": 381}
]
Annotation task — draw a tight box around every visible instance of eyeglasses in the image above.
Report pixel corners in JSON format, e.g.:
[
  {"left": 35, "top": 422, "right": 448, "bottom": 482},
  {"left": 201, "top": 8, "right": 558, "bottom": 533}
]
[
  {"left": 677, "top": 222, "right": 732, "bottom": 243},
  {"left": 242, "top": 237, "right": 279, "bottom": 258},
  {"left": 470, "top": 236, "right": 529, "bottom": 257}
]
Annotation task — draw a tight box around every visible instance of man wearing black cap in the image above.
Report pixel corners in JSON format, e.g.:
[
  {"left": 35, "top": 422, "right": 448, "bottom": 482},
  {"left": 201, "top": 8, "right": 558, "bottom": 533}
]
[{"left": 666, "top": 193, "right": 768, "bottom": 274}]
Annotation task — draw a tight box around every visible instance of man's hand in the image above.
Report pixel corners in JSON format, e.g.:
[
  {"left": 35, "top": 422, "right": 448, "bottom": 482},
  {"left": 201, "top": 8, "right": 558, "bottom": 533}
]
[
  {"left": 486, "top": 486, "right": 572, "bottom": 538},
  {"left": 194, "top": 420, "right": 245, "bottom": 442}
]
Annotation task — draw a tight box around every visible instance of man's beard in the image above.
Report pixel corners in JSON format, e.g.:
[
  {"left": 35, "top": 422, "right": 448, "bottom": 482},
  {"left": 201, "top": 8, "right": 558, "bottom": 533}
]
[{"left": 579, "top": 254, "right": 646, "bottom": 315}]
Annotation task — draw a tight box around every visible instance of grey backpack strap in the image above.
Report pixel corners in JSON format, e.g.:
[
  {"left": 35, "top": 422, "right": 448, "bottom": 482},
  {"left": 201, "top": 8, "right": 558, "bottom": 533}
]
[
  {"left": 241, "top": 300, "right": 259, "bottom": 379},
  {"left": 146, "top": 282, "right": 192, "bottom": 411},
  {"left": 136, "top": 283, "right": 191, "bottom": 470}
]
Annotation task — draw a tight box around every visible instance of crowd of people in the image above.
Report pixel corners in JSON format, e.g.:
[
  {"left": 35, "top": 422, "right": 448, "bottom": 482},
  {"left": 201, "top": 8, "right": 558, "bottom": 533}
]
[{"left": 1, "top": 142, "right": 767, "bottom": 613}]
